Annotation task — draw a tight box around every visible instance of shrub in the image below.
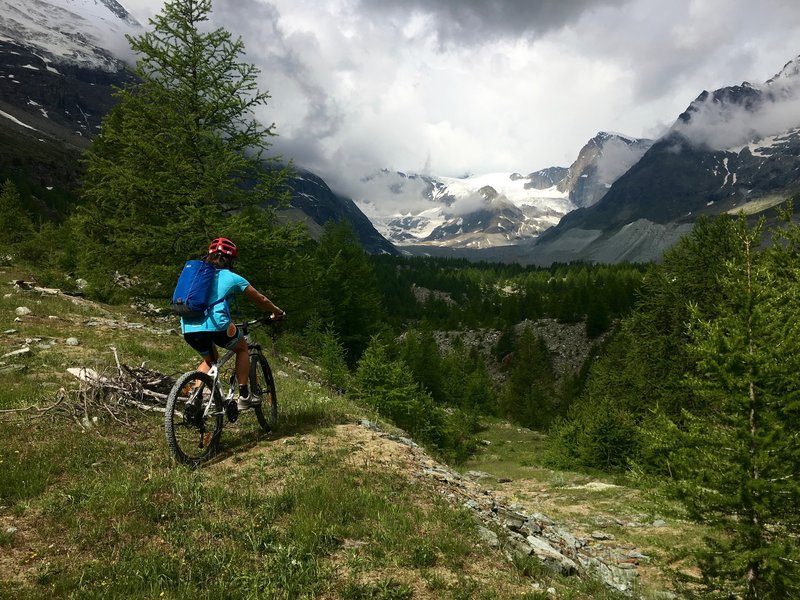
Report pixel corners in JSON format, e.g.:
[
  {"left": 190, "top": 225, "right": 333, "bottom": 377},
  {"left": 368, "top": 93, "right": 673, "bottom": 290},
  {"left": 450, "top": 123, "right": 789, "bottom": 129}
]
[{"left": 353, "top": 338, "right": 475, "bottom": 462}]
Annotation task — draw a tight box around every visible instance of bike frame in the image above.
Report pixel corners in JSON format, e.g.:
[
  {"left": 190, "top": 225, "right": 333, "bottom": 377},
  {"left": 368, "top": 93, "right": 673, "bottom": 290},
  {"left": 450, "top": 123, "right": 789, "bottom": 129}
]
[{"left": 196, "top": 319, "right": 267, "bottom": 419}]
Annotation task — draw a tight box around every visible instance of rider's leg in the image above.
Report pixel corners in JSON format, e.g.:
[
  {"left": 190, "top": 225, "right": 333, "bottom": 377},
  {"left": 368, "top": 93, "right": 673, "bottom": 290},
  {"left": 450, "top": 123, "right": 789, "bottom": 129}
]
[
  {"left": 196, "top": 345, "right": 217, "bottom": 374},
  {"left": 233, "top": 337, "right": 249, "bottom": 386}
]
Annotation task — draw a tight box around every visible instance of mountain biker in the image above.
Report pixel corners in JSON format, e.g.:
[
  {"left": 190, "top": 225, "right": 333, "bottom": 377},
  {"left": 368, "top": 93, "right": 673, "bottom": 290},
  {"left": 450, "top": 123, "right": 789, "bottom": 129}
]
[{"left": 180, "top": 237, "right": 285, "bottom": 409}]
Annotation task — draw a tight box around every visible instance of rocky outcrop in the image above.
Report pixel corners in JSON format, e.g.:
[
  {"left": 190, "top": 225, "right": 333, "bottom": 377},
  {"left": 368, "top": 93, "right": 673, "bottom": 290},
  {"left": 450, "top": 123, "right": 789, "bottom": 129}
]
[
  {"left": 557, "top": 132, "right": 653, "bottom": 209},
  {"left": 360, "top": 419, "right": 643, "bottom": 595}
]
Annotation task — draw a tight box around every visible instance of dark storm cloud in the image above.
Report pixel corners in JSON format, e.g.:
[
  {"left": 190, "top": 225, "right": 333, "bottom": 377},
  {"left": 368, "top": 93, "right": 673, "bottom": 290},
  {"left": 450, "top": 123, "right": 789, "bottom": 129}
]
[
  {"left": 119, "top": 0, "right": 800, "bottom": 196},
  {"left": 358, "top": 0, "right": 630, "bottom": 44},
  {"left": 208, "top": 0, "right": 346, "bottom": 171}
]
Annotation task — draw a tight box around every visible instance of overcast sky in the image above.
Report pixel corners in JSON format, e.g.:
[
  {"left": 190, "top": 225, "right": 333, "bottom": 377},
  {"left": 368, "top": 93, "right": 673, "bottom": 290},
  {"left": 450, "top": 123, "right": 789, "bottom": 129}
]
[{"left": 119, "top": 0, "right": 800, "bottom": 194}]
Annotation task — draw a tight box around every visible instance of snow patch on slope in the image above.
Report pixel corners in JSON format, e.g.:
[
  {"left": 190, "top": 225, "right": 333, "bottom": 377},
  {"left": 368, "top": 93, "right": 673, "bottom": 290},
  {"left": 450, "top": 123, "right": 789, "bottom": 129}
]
[
  {"left": 354, "top": 170, "right": 574, "bottom": 247},
  {"left": 0, "top": 0, "right": 141, "bottom": 71}
]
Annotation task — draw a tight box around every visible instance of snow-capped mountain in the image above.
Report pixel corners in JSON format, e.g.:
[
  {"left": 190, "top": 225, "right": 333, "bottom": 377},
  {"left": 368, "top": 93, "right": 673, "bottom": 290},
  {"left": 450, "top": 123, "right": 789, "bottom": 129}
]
[
  {"left": 354, "top": 132, "right": 651, "bottom": 249},
  {"left": 0, "top": 0, "right": 140, "bottom": 71},
  {"left": 0, "top": 0, "right": 142, "bottom": 188},
  {"left": 533, "top": 55, "right": 800, "bottom": 265},
  {"left": 0, "top": 0, "right": 140, "bottom": 144},
  {"left": 354, "top": 169, "right": 572, "bottom": 249},
  {"left": 556, "top": 132, "right": 653, "bottom": 208},
  {"left": 0, "top": 0, "right": 397, "bottom": 253}
]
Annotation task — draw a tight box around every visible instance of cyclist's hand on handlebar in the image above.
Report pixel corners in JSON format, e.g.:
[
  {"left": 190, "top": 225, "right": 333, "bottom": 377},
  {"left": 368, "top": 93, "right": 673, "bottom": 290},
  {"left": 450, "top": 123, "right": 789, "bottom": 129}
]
[{"left": 271, "top": 309, "right": 286, "bottom": 322}]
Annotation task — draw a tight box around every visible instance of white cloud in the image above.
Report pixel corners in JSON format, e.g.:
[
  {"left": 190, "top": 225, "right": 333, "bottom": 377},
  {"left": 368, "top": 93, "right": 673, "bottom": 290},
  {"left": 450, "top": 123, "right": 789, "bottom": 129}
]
[
  {"left": 595, "top": 138, "right": 651, "bottom": 184},
  {"left": 674, "top": 80, "right": 800, "bottom": 150},
  {"left": 117, "top": 0, "right": 800, "bottom": 208}
]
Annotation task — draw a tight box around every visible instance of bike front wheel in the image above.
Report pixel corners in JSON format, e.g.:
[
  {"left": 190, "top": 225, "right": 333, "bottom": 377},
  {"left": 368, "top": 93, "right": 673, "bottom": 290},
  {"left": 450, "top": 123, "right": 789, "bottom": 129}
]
[
  {"left": 165, "top": 370, "right": 223, "bottom": 467},
  {"left": 250, "top": 352, "right": 278, "bottom": 432}
]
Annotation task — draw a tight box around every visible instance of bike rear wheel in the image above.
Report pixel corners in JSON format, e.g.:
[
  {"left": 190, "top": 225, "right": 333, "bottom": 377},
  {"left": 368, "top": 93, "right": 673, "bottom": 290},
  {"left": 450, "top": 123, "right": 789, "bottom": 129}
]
[
  {"left": 165, "top": 371, "right": 223, "bottom": 467},
  {"left": 250, "top": 352, "right": 277, "bottom": 432}
]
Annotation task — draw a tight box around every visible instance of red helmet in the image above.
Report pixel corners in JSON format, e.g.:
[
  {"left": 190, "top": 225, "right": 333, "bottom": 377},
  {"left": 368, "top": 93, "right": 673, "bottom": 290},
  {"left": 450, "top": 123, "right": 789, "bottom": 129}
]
[{"left": 208, "top": 237, "right": 237, "bottom": 257}]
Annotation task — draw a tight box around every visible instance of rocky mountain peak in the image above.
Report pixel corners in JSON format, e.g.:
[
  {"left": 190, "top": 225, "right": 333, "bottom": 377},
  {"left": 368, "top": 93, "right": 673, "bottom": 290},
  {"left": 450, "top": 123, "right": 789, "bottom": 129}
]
[
  {"left": 556, "top": 132, "right": 653, "bottom": 209},
  {"left": 767, "top": 55, "right": 800, "bottom": 85},
  {"left": 525, "top": 167, "right": 569, "bottom": 190}
]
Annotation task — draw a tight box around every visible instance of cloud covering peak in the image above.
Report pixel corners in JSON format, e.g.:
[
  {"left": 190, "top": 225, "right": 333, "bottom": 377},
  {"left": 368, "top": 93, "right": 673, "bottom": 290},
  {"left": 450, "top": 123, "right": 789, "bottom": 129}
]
[
  {"left": 117, "top": 0, "right": 800, "bottom": 205},
  {"left": 674, "top": 57, "right": 800, "bottom": 151}
]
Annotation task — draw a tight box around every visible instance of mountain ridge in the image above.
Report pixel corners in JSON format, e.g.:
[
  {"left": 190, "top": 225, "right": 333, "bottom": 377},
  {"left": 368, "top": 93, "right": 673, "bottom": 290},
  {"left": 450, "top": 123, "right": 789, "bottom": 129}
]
[
  {"left": 530, "top": 54, "right": 800, "bottom": 264},
  {"left": 0, "top": 0, "right": 396, "bottom": 254},
  {"left": 355, "top": 131, "right": 652, "bottom": 250}
]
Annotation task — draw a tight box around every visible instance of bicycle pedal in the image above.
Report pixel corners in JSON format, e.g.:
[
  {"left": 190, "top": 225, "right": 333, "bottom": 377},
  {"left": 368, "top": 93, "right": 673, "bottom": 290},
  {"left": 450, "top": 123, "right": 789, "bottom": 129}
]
[{"left": 225, "top": 400, "right": 239, "bottom": 423}]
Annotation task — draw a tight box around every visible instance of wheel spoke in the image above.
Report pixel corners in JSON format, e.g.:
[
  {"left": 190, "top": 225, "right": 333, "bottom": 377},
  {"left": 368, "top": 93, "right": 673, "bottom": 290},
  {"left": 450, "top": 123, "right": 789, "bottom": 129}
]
[{"left": 165, "top": 371, "right": 223, "bottom": 466}]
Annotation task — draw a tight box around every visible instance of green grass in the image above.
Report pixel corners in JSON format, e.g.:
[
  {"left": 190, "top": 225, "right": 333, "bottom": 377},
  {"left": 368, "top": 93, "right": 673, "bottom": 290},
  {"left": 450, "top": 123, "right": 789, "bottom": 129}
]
[
  {"left": 461, "top": 420, "right": 712, "bottom": 598},
  {"left": 0, "top": 270, "right": 674, "bottom": 599},
  {"left": 0, "top": 272, "right": 539, "bottom": 599}
]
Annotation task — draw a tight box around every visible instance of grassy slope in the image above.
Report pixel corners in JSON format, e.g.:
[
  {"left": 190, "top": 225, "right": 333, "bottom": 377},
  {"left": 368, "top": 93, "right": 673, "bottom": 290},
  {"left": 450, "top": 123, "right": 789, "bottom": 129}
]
[
  {"left": 461, "top": 423, "right": 707, "bottom": 596},
  {"left": 0, "top": 267, "right": 688, "bottom": 599}
]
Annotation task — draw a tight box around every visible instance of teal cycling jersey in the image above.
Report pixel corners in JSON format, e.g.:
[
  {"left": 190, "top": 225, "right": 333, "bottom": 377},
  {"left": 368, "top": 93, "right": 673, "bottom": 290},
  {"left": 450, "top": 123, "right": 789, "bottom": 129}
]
[{"left": 180, "top": 269, "right": 250, "bottom": 333}]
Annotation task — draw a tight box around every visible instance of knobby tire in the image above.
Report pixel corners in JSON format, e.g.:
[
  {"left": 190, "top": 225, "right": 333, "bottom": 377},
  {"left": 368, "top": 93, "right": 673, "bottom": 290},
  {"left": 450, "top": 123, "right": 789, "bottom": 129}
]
[
  {"left": 250, "top": 352, "right": 278, "bottom": 432},
  {"left": 165, "top": 370, "right": 223, "bottom": 467}
]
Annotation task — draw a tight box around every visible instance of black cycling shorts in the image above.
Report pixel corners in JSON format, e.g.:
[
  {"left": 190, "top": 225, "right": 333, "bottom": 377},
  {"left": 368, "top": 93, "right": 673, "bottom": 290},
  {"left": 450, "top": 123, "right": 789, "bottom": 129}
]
[{"left": 184, "top": 326, "right": 242, "bottom": 357}]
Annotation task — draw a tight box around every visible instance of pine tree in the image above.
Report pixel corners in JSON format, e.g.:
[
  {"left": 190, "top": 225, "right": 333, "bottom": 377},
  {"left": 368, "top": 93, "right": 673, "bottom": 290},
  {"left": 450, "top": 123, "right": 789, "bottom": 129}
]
[
  {"left": 314, "top": 221, "right": 384, "bottom": 363},
  {"left": 0, "top": 179, "right": 35, "bottom": 245},
  {"left": 498, "top": 326, "right": 557, "bottom": 429},
  {"left": 440, "top": 345, "right": 496, "bottom": 414},
  {"left": 552, "top": 215, "right": 744, "bottom": 474},
  {"left": 671, "top": 214, "right": 800, "bottom": 598},
  {"left": 77, "top": 0, "right": 291, "bottom": 298},
  {"left": 398, "top": 329, "right": 444, "bottom": 402}
]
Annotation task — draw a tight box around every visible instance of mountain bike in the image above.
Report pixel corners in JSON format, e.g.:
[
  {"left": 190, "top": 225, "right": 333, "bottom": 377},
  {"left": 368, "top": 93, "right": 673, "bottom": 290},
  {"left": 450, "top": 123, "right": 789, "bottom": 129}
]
[{"left": 164, "top": 317, "right": 280, "bottom": 467}]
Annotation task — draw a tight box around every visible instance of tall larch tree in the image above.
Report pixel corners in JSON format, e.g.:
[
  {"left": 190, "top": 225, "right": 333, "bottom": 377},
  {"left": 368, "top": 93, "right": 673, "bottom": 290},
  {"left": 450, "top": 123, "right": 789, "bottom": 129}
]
[
  {"left": 77, "top": 0, "right": 291, "bottom": 299},
  {"left": 313, "top": 222, "right": 384, "bottom": 364},
  {"left": 671, "top": 213, "right": 800, "bottom": 598}
]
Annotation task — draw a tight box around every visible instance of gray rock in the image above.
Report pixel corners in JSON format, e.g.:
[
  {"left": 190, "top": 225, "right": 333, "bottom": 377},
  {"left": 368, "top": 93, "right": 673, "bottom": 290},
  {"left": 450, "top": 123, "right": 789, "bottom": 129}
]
[
  {"left": 14, "top": 306, "right": 32, "bottom": 317},
  {"left": 581, "top": 556, "right": 639, "bottom": 593},
  {"left": 505, "top": 533, "right": 534, "bottom": 559},
  {"left": 497, "top": 507, "right": 527, "bottom": 531},
  {"left": 530, "top": 512, "right": 555, "bottom": 526},
  {"left": 651, "top": 519, "right": 667, "bottom": 527},
  {"left": 526, "top": 535, "right": 579, "bottom": 575},
  {"left": 464, "top": 499, "right": 480, "bottom": 511},
  {"left": 550, "top": 526, "right": 582, "bottom": 554},
  {"left": 591, "top": 531, "right": 615, "bottom": 541},
  {"left": 477, "top": 526, "right": 500, "bottom": 548},
  {"left": 521, "top": 518, "right": 542, "bottom": 536},
  {"left": 1, "top": 347, "right": 31, "bottom": 360},
  {"left": 2, "top": 329, "right": 16, "bottom": 334},
  {"left": 66, "top": 337, "right": 80, "bottom": 346},
  {"left": 5, "top": 526, "right": 18, "bottom": 535}
]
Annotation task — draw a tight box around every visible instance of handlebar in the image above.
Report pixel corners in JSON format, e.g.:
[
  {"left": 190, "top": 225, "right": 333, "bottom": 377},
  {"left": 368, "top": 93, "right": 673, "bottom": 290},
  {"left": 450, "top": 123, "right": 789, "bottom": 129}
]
[{"left": 235, "top": 314, "right": 285, "bottom": 336}]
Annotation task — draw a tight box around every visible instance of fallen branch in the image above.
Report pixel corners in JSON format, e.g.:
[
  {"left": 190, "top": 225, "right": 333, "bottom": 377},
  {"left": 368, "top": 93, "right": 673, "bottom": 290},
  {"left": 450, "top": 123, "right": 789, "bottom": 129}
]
[
  {"left": 55, "top": 355, "right": 179, "bottom": 426},
  {"left": 0, "top": 392, "right": 66, "bottom": 416}
]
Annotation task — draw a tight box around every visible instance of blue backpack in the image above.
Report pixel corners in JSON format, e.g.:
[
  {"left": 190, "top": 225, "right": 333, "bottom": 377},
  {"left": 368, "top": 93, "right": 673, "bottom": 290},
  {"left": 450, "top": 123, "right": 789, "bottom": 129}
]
[{"left": 171, "top": 260, "right": 224, "bottom": 318}]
